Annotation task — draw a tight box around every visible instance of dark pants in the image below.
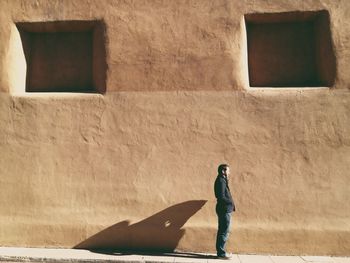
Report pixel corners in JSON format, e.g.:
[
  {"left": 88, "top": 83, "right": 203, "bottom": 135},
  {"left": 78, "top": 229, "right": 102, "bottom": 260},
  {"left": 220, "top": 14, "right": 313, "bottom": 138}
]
[{"left": 216, "top": 212, "right": 232, "bottom": 256}]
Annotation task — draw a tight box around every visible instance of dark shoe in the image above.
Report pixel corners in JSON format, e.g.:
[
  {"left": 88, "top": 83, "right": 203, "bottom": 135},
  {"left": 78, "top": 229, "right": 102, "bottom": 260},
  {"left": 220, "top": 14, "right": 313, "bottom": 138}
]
[{"left": 217, "top": 255, "right": 231, "bottom": 260}]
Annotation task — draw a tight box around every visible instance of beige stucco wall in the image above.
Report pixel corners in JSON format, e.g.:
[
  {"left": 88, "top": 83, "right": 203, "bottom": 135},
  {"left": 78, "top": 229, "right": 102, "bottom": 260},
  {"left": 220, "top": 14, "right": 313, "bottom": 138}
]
[{"left": 0, "top": 0, "right": 350, "bottom": 256}]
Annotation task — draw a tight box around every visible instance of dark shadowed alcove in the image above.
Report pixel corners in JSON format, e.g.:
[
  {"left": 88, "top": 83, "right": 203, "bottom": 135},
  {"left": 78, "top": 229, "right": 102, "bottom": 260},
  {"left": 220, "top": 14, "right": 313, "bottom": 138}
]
[
  {"left": 245, "top": 10, "right": 336, "bottom": 87},
  {"left": 16, "top": 20, "right": 107, "bottom": 93}
]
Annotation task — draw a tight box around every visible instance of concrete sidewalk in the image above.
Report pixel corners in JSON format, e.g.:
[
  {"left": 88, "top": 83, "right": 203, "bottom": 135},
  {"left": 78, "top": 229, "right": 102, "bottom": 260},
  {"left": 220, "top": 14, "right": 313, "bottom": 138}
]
[{"left": 0, "top": 247, "right": 349, "bottom": 263}]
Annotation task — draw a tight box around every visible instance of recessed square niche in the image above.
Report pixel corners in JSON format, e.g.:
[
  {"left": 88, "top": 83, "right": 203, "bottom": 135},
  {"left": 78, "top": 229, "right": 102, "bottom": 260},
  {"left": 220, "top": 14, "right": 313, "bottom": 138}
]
[
  {"left": 15, "top": 20, "right": 106, "bottom": 93},
  {"left": 245, "top": 10, "right": 336, "bottom": 87}
]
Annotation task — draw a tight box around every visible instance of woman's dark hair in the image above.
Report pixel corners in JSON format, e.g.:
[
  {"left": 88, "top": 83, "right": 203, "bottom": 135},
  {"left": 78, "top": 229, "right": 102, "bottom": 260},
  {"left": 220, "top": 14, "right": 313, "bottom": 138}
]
[{"left": 218, "top": 164, "right": 229, "bottom": 175}]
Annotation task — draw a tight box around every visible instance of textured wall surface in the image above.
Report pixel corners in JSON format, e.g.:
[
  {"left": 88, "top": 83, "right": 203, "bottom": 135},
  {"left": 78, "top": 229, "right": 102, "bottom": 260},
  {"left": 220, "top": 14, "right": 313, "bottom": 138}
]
[{"left": 0, "top": 0, "right": 350, "bottom": 256}]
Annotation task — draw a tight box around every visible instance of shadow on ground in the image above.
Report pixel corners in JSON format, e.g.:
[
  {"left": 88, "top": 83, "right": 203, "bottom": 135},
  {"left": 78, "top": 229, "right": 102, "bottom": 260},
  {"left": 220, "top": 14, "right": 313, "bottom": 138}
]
[
  {"left": 88, "top": 249, "right": 218, "bottom": 259},
  {"left": 74, "top": 200, "right": 207, "bottom": 253}
]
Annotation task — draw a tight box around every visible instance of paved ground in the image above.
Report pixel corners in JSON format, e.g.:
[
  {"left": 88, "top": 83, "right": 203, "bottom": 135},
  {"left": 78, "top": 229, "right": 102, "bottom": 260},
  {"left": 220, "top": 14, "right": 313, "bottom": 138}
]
[{"left": 0, "top": 247, "right": 349, "bottom": 263}]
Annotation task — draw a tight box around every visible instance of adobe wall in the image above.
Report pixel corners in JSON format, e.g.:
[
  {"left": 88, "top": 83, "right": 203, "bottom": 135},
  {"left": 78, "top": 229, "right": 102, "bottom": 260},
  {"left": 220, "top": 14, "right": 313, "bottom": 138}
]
[{"left": 0, "top": 0, "right": 349, "bottom": 255}]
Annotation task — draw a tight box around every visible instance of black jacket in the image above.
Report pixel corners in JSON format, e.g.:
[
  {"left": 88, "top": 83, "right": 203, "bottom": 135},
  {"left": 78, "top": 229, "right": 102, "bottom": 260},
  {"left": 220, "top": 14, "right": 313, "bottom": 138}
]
[{"left": 214, "top": 175, "right": 235, "bottom": 214}]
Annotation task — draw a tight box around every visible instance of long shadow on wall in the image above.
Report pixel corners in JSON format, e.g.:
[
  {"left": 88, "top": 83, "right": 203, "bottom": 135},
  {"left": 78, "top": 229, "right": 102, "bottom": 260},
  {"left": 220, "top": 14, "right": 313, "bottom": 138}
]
[{"left": 74, "top": 200, "right": 207, "bottom": 252}]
